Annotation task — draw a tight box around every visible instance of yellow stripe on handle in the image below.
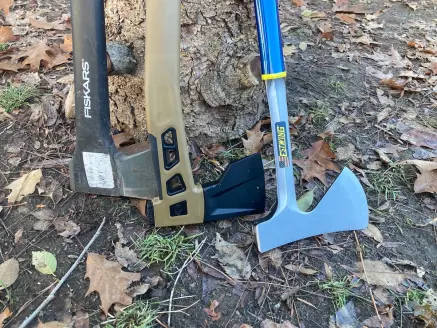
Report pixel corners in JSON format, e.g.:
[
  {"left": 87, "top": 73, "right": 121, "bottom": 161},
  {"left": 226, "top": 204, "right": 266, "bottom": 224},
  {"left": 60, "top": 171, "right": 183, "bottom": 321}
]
[{"left": 262, "top": 72, "right": 287, "bottom": 80}]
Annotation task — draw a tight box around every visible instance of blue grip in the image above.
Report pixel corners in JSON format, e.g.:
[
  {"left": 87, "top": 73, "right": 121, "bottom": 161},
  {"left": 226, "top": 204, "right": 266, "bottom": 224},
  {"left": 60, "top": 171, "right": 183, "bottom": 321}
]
[{"left": 254, "top": 0, "right": 286, "bottom": 80}]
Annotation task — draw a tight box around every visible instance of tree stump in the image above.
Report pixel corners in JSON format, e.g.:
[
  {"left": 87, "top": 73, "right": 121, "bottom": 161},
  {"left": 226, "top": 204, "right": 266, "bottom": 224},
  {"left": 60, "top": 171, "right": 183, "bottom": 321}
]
[{"left": 105, "top": 0, "right": 266, "bottom": 145}]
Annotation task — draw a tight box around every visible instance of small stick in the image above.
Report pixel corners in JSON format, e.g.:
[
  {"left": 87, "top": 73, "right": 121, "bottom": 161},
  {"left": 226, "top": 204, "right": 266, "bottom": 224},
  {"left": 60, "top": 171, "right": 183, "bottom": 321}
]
[
  {"left": 167, "top": 238, "right": 206, "bottom": 327},
  {"left": 19, "top": 218, "right": 106, "bottom": 328},
  {"left": 354, "top": 231, "right": 383, "bottom": 328}
]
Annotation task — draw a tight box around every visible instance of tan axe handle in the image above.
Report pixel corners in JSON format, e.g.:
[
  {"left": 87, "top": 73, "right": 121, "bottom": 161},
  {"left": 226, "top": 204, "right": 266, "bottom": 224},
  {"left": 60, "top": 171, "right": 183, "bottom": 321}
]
[{"left": 145, "top": 0, "right": 204, "bottom": 226}]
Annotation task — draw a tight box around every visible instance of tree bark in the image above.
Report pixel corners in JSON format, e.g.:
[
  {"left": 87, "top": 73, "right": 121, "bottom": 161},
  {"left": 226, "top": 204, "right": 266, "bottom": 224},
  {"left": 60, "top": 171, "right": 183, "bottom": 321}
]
[{"left": 105, "top": 0, "right": 266, "bottom": 145}]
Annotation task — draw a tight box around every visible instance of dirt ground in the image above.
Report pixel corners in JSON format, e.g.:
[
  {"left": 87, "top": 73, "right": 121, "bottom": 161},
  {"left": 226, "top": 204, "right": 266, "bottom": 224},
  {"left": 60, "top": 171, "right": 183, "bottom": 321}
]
[{"left": 1, "top": 0, "right": 437, "bottom": 327}]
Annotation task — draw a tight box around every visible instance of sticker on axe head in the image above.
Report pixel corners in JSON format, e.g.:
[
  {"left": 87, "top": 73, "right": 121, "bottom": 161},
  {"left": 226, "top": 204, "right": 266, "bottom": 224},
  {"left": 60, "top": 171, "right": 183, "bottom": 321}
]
[{"left": 275, "top": 121, "right": 290, "bottom": 168}]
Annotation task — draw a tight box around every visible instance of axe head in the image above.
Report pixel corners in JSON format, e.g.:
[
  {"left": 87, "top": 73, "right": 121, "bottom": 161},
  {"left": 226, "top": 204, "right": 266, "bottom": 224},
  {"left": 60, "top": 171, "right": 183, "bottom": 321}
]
[{"left": 256, "top": 168, "right": 369, "bottom": 253}]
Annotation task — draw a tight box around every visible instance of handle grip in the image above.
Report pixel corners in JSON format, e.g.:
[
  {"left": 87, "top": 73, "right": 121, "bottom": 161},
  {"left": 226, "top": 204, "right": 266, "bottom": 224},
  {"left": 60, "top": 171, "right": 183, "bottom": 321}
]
[{"left": 254, "top": 0, "right": 286, "bottom": 80}]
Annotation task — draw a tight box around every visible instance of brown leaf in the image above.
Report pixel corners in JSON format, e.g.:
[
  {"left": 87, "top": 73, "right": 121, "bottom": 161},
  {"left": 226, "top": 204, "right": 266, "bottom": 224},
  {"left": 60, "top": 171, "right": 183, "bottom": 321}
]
[
  {"left": 8, "top": 42, "right": 70, "bottom": 71},
  {"left": 362, "top": 314, "right": 394, "bottom": 327},
  {"left": 114, "top": 242, "right": 146, "bottom": 271},
  {"left": 5, "top": 169, "right": 43, "bottom": 204},
  {"left": 364, "top": 47, "right": 412, "bottom": 68},
  {"left": 351, "top": 34, "right": 378, "bottom": 45},
  {"left": 0, "top": 307, "right": 11, "bottom": 328},
  {"left": 60, "top": 34, "right": 73, "bottom": 53},
  {"left": 375, "top": 149, "right": 392, "bottom": 164},
  {"left": 336, "top": 143, "right": 355, "bottom": 161},
  {"left": 285, "top": 263, "right": 318, "bottom": 275},
  {"left": 112, "top": 132, "right": 135, "bottom": 149},
  {"left": 37, "top": 321, "right": 67, "bottom": 328},
  {"left": 292, "top": 0, "right": 305, "bottom": 6},
  {"left": 74, "top": 311, "right": 89, "bottom": 328},
  {"left": 332, "top": 0, "right": 372, "bottom": 14},
  {"left": 85, "top": 253, "right": 141, "bottom": 314},
  {"left": 294, "top": 140, "right": 340, "bottom": 186},
  {"left": 204, "top": 300, "right": 222, "bottom": 321},
  {"left": 215, "top": 233, "right": 251, "bottom": 280},
  {"left": 201, "top": 144, "right": 226, "bottom": 158},
  {"left": 430, "top": 62, "right": 437, "bottom": 75},
  {"left": 260, "top": 319, "right": 298, "bottom": 328},
  {"left": 0, "top": 0, "right": 13, "bottom": 16},
  {"left": 413, "top": 304, "right": 437, "bottom": 327},
  {"left": 399, "top": 125, "right": 437, "bottom": 150},
  {"left": 380, "top": 78, "right": 408, "bottom": 90},
  {"left": 130, "top": 198, "right": 147, "bottom": 216},
  {"left": 30, "top": 18, "right": 67, "bottom": 31},
  {"left": 353, "top": 260, "right": 418, "bottom": 292},
  {"left": 336, "top": 13, "right": 356, "bottom": 24},
  {"left": 0, "top": 60, "right": 22, "bottom": 72},
  {"left": 242, "top": 121, "right": 264, "bottom": 154},
  {"left": 14, "top": 228, "right": 23, "bottom": 243},
  {"left": 0, "top": 26, "right": 17, "bottom": 42},
  {"left": 361, "top": 223, "right": 383, "bottom": 243},
  {"left": 258, "top": 248, "right": 283, "bottom": 272},
  {"left": 318, "top": 22, "right": 333, "bottom": 40}
]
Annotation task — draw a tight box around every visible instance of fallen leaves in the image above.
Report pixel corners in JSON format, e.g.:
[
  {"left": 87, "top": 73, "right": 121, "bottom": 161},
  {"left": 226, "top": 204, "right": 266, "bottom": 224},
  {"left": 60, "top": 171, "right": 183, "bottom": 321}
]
[
  {"left": 215, "top": 233, "right": 251, "bottom": 280},
  {"left": 332, "top": 0, "right": 371, "bottom": 14},
  {"left": 0, "top": 308, "right": 11, "bottom": 328},
  {"left": 361, "top": 223, "right": 383, "bottom": 243},
  {"left": 242, "top": 121, "right": 265, "bottom": 154},
  {"left": 399, "top": 160, "right": 437, "bottom": 194},
  {"left": 37, "top": 321, "right": 67, "bottom": 328},
  {"left": 301, "top": 10, "right": 327, "bottom": 18},
  {"left": 292, "top": 0, "right": 305, "bottom": 7},
  {"left": 336, "top": 13, "right": 356, "bottom": 24},
  {"left": 285, "top": 263, "right": 318, "bottom": 275},
  {"left": 30, "top": 18, "right": 68, "bottom": 31},
  {"left": 353, "top": 260, "right": 418, "bottom": 292},
  {"left": 4, "top": 169, "right": 42, "bottom": 204},
  {"left": 294, "top": 140, "right": 340, "bottom": 186},
  {"left": 365, "top": 47, "right": 412, "bottom": 69},
  {"left": 0, "top": 42, "right": 70, "bottom": 72},
  {"left": 204, "top": 300, "right": 222, "bottom": 321},
  {"left": 85, "top": 253, "right": 141, "bottom": 314},
  {"left": 260, "top": 319, "right": 298, "bottom": 328},
  {"left": 318, "top": 22, "right": 333, "bottom": 40},
  {"left": 0, "top": 26, "right": 17, "bottom": 42},
  {"left": 32, "top": 251, "right": 57, "bottom": 275},
  {"left": 60, "top": 34, "right": 73, "bottom": 53},
  {"left": 398, "top": 124, "right": 437, "bottom": 150},
  {"left": 0, "top": 0, "right": 13, "bottom": 16},
  {"left": 0, "top": 259, "right": 19, "bottom": 289},
  {"left": 413, "top": 304, "right": 437, "bottom": 327}
]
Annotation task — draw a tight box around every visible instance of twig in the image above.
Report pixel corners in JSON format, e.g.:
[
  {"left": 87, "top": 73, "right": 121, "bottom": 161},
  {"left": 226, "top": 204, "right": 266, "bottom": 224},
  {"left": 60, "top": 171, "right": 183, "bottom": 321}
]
[
  {"left": 167, "top": 238, "right": 206, "bottom": 327},
  {"left": 354, "top": 231, "right": 383, "bottom": 328},
  {"left": 19, "top": 218, "right": 106, "bottom": 328}
]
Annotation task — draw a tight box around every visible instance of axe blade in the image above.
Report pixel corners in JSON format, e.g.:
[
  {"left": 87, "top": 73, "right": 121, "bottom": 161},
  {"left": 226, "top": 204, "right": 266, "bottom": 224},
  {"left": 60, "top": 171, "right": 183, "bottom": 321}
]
[{"left": 256, "top": 168, "right": 369, "bottom": 253}]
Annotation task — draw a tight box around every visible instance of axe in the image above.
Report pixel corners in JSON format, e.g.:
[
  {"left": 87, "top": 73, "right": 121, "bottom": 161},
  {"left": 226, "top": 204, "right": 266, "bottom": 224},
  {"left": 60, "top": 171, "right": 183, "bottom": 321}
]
[
  {"left": 252, "top": 0, "right": 369, "bottom": 252},
  {"left": 69, "top": 0, "right": 266, "bottom": 226}
]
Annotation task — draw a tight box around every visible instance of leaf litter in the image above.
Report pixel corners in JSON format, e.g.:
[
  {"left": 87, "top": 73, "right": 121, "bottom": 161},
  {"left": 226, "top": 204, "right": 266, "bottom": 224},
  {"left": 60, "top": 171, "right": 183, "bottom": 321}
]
[{"left": 214, "top": 233, "right": 251, "bottom": 280}]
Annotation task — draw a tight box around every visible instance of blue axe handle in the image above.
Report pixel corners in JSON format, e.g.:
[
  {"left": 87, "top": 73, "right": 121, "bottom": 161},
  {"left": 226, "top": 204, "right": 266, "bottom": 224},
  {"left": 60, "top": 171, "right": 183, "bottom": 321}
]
[{"left": 254, "top": 0, "right": 299, "bottom": 210}]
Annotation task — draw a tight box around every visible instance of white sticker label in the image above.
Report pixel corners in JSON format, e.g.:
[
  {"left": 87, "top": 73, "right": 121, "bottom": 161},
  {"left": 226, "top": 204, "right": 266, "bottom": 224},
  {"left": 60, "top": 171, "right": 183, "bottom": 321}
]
[{"left": 83, "top": 152, "right": 115, "bottom": 189}]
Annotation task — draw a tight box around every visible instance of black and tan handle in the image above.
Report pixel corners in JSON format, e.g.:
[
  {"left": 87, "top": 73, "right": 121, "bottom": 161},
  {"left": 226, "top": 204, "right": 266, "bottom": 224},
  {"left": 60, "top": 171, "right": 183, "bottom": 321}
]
[{"left": 145, "top": 0, "right": 204, "bottom": 226}]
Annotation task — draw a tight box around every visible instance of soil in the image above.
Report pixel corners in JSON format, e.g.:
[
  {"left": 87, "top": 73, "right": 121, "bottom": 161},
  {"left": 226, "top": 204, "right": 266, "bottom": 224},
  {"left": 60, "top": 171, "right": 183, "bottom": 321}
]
[{"left": 0, "top": 0, "right": 437, "bottom": 327}]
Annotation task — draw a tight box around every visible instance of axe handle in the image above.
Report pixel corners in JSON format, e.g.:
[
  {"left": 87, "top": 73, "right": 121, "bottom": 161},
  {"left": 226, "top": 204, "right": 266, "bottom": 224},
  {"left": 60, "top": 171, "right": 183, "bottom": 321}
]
[{"left": 254, "top": 0, "right": 298, "bottom": 209}]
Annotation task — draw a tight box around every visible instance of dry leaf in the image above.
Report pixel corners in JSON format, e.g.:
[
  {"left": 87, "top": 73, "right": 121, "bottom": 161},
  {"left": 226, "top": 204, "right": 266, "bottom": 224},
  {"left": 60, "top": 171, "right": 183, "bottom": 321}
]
[
  {"left": 361, "top": 223, "right": 383, "bottom": 243},
  {"left": 242, "top": 121, "right": 264, "bottom": 154},
  {"left": 0, "top": 259, "right": 19, "bottom": 289},
  {"left": 294, "top": 140, "right": 340, "bottom": 186},
  {"left": 366, "top": 66, "right": 393, "bottom": 80},
  {"left": 215, "top": 233, "right": 251, "bottom": 280},
  {"left": 407, "top": 2, "right": 417, "bottom": 10},
  {"left": 415, "top": 217, "right": 437, "bottom": 227},
  {"left": 336, "top": 143, "right": 355, "bottom": 161},
  {"left": 377, "top": 107, "right": 391, "bottom": 123},
  {"left": 260, "top": 319, "right": 298, "bottom": 328},
  {"left": 292, "top": 0, "right": 305, "bottom": 6},
  {"left": 130, "top": 198, "right": 147, "bottom": 216},
  {"left": 285, "top": 263, "right": 318, "bottom": 275},
  {"left": 364, "top": 47, "right": 412, "bottom": 68},
  {"left": 336, "top": 13, "right": 356, "bottom": 24},
  {"left": 114, "top": 242, "right": 146, "bottom": 272},
  {"left": 0, "top": 307, "right": 11, "bottom": 328},
  {"left": 399, "top": 125, "right": 437, "bottom": 150},
  {"left": 7, "top": 42, "right": 70, "bottom": 71},
  {"left": 283, "top": 45, "right": 297, "bottom": 56},
  {"left": 85, "top": 253, "right": 141, "bottom": 314},
  {"left": 30, "top": 18, "right": 67, "bottom": 31},
  {"left": 204, "top": 300, "right": 222, "bottom": 321},
  {"left": 361, "top": 314, "right": 394, "bottom": 327},
  {"left": 333, "top": 0, "right": 371, "bottom": 13},
  {"left": 324, "top": 263, "right": 333, "bottom": 280},
  {"left": 14, "top": 228, "right": 23, "bottom": 243},
  {"left": 54, "top": 219, "right": 80, "bottom": 238},
  {"left": 5, "top": 169, "right": 43, "bottom": 203},
  {"left": 74, "top": 310, "right": 89, "bottom": 328},
  {"left": 413, "top": 304, "right": 437, "bottom": 328},
  {"left": 37, "top": 321, "right": 67, "bottom": 328},
  {"left": 351, "top": 34, "right": 377, "bottom": 45},
  {"left": 60, "top": 34, "right": 73, "bottom": 53},
  {"left": 375, "top": 149, "right": 392, "bottom": 164},
  {"left": 301, "top": 10, "right": 327, "bottom": 18},
  {"left": 258, "top": 249, "right": 283, "bottom": 272},
  {"left": 0, "top": 26, "right": 17, "bottom": 42},
  {"left": 353, "top": 260, "right": 418, "bottom": 292},
  {"left": 380, "top": 78, "right": 408, "bottom": 90},
  {"left": 318, "top": 22, "right": 333, "bottom": 40},
  {"left": 0, "top": 0, "right": 13, "bottom": 16}
]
